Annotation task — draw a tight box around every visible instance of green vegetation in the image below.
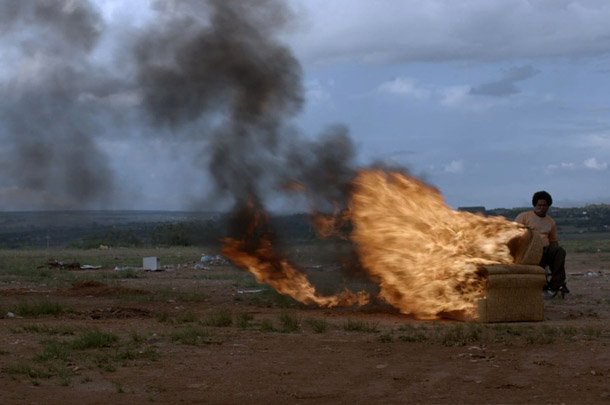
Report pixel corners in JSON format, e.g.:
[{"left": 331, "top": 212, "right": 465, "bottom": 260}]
[
  {"left": 397, "top": 325, "right": 429, "bottom": 342},
  {"left": 3, "top": 327, "right": 160, "bottom": 386},
  {"left": 343, "top": 319, "right": 379, "bottom": 333},
  {"left": 177, "top": 311, "right": 198, "bottom": 324},
  {"left": 437, "top": 324, "right": 483, "bottom": 346},
  {"left": 305, "top": 318, "right": 328, "bottom": 333},
  {"left": 236, "top": 313, "right": 254, "bottom": 329},
  {"left": 71, "top": 330, "right": 119, "bottom": 349},
  {"left": 204, "top": 310, "right": 233, "bottom": 327},
  {"left": 278, "top": 312, "right": 300, "bottom": 333},
  {"left": 10, "top": 301, "right": 70, "bottom": 317},
  {"left": 11, "top": 324, "right": 76, "bottom": 336},
  {"left": 170, "top": 326, "right": 216, "bottom": 345},
  {"left": 259, "top": 319, "right": 276, "bottom": 332}
]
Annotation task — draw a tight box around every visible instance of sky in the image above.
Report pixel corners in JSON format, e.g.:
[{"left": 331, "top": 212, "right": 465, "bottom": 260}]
[{"left": 1, "top": 0, "right": 609, "bottom": 211}]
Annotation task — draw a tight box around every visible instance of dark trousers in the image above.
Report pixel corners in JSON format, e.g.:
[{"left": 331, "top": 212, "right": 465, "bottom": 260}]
[{"left": 539, "top": 244, "right": 566, "bottom": 290}]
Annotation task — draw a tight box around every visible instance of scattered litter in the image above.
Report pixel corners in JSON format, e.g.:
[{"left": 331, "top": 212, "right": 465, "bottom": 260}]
[
  {"left": 39, "top": 259, "right": 81, "bottom": 270},
  {"left": 200, "top": 254, "right": 230, "bottom": 266},
  {"left": 569, "top": 271, "right": 603, "bottom": 277},
  {"left": 6, "top": 312, "right": 15, "bottom": 318},
  {"left": 194, "top": 263, "right": 210, "bottom": 270},
  {"left": 80, "top": 265, "right": 102, "bottom": 270},
  {"left": 237, "top": 289, "right": 264, "bottom": 294},
  {"left": 114, "top": 266, "right": 141, "bottom": 271}
]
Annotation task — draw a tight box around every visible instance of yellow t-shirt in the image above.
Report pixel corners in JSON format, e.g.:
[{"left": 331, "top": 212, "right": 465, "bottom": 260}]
[{"left": 515, "top": 210, "right": 558, "bottom": 247}]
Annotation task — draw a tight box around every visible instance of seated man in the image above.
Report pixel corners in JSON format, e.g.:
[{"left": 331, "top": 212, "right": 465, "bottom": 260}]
[{"left": 515, "top": 191, "right": 569, "bottom": 297}]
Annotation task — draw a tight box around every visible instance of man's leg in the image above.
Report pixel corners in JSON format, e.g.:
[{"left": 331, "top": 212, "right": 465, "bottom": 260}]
[{"left": 544, "top": 245, "right": 567, "bottom": 291}]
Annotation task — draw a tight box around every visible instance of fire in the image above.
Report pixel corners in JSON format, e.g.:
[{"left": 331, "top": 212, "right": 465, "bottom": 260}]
[
  {"left": 221, "top": 199, "right": 369, "bottom": 307},
  {"left": 350, "top": 169, "right": 526, "bottom": 320},
  {"left": 222, "top": 168, "right": 526, "bottom": 320}
]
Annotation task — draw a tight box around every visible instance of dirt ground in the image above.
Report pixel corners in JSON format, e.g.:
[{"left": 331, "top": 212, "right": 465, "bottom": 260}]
[{"left": 0, "top": 250, "right": 608, "bottom": 404}]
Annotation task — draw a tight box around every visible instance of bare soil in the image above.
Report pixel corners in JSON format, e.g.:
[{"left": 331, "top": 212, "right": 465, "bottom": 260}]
[{"left": 1, "top": 251, "right": 609, "bottom": 404}]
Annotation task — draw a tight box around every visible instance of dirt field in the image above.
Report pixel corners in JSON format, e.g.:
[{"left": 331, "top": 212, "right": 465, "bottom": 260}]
[{"left": 0, "top": 247, "right": 608, "bottom": 404}]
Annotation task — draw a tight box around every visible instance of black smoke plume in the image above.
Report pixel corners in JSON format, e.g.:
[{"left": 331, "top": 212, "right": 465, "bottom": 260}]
[{"left": 135, "top": 0, "right": 356, "bottom": 211}]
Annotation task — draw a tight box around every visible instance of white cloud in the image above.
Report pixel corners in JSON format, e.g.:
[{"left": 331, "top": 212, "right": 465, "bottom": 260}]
[
  {"left": 378, "top": 77, "right": 431, "bottom": 100},
  {"left": 583, "top": 157, "right": 608, "bottom": 170},
  {"left": 545, "top": 159, "right": 608, "bottom": 172},
  {"left": 443, "top": 159, "right": 464, "bottom": 174},
  {"left": 546, "top": 162, "right": 576, "bottom": 172}
]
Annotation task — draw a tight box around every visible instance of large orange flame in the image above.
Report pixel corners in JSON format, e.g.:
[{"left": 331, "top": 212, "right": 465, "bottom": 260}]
[
  {"left": 222, "top": 168, "right": 526, "bottom": 320},
  {"left": 350, "top": 169, "right": 526, "bottom": 319}
]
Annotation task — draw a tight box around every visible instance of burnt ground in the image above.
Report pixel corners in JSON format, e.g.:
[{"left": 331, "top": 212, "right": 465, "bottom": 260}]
[{"left": 0, "top": 248, "right": 608, "bottom": 404}]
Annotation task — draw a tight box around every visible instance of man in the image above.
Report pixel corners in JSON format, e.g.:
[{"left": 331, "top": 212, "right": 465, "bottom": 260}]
[{"left": 515, "top": 191, "right": 569, "bottom": 298}]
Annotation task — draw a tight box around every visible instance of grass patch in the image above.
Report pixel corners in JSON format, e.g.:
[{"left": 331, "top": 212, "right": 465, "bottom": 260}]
[
  {"left": 438, "top": 324, "right": 482, "bottom": 346},
  {"left": 236, "top": 313, "right": 254, "bottom": 329},
  {"left": 249, "top": 289, "right": 301, "bottom": 309},
  {"left": 4, "top": 363, "right": 52, "bottom": 379},
  {"left": 343, "top": 319, "right": 379, "bottom": 333},
  {"left": 13, "top": 323, "right": 76, "bottom": 336},
  {"left": 305, "top": 318, "right": 328, "bottom": 333},
  {"left": 524, "top": 326, "right": 558, "bottom": 344},
  {"left": 204, "top": 310, "right": 232, "bottom": 327},
  {"left": 278, "top": 312, "right": 300, "bottom": 333},
  {"left": 259, "top": 319, "right": 276, "bottom": 332},
  {"left": 378, "top": 332, "right": 393, "bottom": 343},
  {"left": 72, "top": 330, "right": 119, "bottom": 350},
  {"left": 155, "top": 312, "right": 171, "bottom": 323},
  {"left": 11, "top": 301, "right": 69, "bottom": 317},
  {"left": 177, "top": 311, "right": 198, "bottom": 323},
  {"left": 170, "top": 326, "right": 216, "bottom": 345},
  {"left": 34, "top": 340, "right": 72, "bottom": 362},
  {"left": 397, "top": 325, "right": 429, "bottom": 342}
]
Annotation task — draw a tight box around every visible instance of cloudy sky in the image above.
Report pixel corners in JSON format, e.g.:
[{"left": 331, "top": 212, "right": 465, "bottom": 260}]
[{"left": 1, "top": 0, "right": 609, "bottom": 211}]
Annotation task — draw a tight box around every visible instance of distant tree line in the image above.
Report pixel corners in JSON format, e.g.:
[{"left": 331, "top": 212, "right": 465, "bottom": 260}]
[{"left": 0, "top": 205, "right": 608, "bottom": 249}]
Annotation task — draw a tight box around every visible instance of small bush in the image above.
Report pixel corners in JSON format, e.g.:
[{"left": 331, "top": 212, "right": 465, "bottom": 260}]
[
  {"left": 305, "top": 318, "right": 328, "bottom": 333},
  {"left": 72, "top": 330, "right": 119, "bottom": 350},
  {"left": 15, "top": 324, "right": 76, "bottom": 336},
  {"left": 343, "top": 319, "right": 379, "bottom": 333},
  {"left": 177, "top": 311, "right": 198, "bottom": 323},
  {"left": 34, "top": 340, "right": 72, "bottom": 362},
  {"left": 439, "top": 324, "right": 482, "bottom": 347},
  {"left": 170, "top": 326, "right": 215, "bottom": 345},
  {"left": 4, "top": 363, "right": 52, "bottom": 379},
  {"left": 12, "top": 301, "right": 68, "bottom": 317},
  {"left": 236, "top": 313, "right": 254, "bottom": 329},
  {"left": 397, "top": 325, "right": 429, "bottom": 342},
  {"left": 278, "top": 312, "right": 300, "bottom": 333},
  {"left": 259, "top": 319, "right": 275, "bottom": 332},
  {"left": 204, "top": 310, "right": 232, "bottom": 327}
]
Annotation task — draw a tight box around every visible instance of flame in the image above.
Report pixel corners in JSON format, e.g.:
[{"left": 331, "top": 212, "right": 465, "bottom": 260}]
[
  {"left": 222, "top": 168, "right": 526, "bottom": 320},
  {"left": 221, "top": 199, "right": 369, "bottom": 307},
  {"left": 349, "top": 169, "right": 526, "bottom": 320}
]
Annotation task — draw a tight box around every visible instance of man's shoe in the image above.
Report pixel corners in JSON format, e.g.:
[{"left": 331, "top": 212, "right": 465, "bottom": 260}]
[
  {"left": 558, "top": 284, "right": 570, "bottom": 298},
  {"left": 544, "top": 289, "right": 558, "bottom": 300}
]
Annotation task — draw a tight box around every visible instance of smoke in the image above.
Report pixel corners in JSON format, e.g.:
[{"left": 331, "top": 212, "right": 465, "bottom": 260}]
[
  {"left": 0, "top": 0, "right": 357, "bottom": 212},
  {"left": 0, "top": 0, "right": 114, "bottom": 209},
  {"left": 135, "top": 0, "right": 355, "bottom": 211}
]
